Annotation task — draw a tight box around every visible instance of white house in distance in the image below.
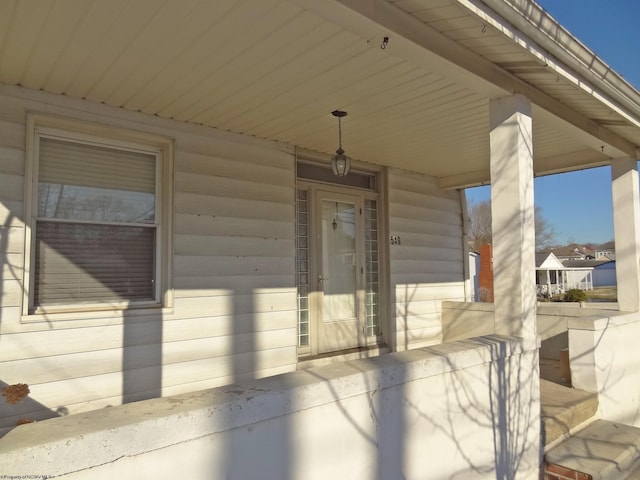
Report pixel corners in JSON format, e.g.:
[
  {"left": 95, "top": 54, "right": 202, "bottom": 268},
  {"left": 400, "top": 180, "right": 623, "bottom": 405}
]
[
  {"left": 2, "top": 1, "right": 640, "bottom": 479},
  {"left": 535, "top": 252, "right": 595, "bottom": 297},
  {"left": 536, "top": 252, "right": 567, "bottom": 297}
]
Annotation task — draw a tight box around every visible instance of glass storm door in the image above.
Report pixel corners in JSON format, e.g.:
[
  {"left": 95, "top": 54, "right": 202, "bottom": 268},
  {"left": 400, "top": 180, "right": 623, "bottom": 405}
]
[{"left": 316, "top": 191, "right": 364, "bottom": 353}]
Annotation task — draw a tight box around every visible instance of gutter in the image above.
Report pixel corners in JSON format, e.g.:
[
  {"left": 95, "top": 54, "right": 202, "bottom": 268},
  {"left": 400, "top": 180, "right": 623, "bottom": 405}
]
[{"left": 475, "top": 0, "right": 640, "bottom": 128}]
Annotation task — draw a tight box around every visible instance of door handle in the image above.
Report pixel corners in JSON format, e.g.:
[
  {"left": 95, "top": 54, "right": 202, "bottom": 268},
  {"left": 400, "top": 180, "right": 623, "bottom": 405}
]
[{"left": 318, "top": 275, "right": 327, "bottom": 289}]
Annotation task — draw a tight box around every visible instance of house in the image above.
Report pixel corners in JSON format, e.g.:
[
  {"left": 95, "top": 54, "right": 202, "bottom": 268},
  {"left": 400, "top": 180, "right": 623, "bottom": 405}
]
[
  {"left": 2, "top": 1, "right": 640, "bottom": 478},
  {"left": 535, "top": 252, "right": 567, "bottom": 297},
  {"left": 472, "top": 251, "right": 594, "bottom": 301},
  {"left": 539, "top": 244, "right": 596, "bottom": 261},
  {"left": 593, "top": 260, "right": 618, "bottom": 287},
  {"left": 557, "top": 259, "right": 595, "bottom": 292},
  {"left": 595, "top": 241, "right": 616, "bottom": 260},
  {"left": 595, "top": 249, "right": 616, "bottom": 260},
  {"left": 469, "top": 251, "right": 481, "bottom": 301}
]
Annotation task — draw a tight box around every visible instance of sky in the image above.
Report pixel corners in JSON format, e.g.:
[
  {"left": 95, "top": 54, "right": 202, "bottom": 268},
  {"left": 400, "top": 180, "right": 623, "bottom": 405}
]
[{"left": 465, "top": 0, "right": 640, "bottom": 246}]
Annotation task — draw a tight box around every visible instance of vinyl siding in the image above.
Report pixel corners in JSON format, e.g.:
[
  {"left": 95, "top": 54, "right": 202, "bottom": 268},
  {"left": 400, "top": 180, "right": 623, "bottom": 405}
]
[
  {"left": 387, "top": 169, "right": 466, "bottom": 350},
  {"left": 0, "top": 85, "right": 297, "bottom": 431},
  {"left": 0, "top": 85, "right": 470, "bottom": 432}
]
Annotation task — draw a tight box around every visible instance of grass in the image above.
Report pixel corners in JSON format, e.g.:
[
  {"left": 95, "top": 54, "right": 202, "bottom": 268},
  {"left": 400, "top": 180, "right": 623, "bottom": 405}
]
[
  {"left": 585, "top": 286, "right": 617, "bottom": 302},
  {"left": 546, "top": 286, "right": 618, "bottom": 303}
]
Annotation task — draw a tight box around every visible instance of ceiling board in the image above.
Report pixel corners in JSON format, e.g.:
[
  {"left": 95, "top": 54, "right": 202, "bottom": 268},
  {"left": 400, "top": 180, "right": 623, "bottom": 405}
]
[{"left": 0, "top": 0, "right": 637, "bottom": 183}]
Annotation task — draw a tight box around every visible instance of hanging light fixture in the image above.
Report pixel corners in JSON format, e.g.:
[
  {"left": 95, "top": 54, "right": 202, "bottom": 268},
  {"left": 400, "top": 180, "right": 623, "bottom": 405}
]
[{"left": 331, "top": 110, "right": 350, "bottom": 176}]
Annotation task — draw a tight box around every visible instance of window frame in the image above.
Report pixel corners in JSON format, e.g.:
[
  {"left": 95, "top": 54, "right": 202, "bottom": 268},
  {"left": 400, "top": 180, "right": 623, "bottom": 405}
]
[{"left": 23, "top": 113, "right": 174, "bottom": 319}]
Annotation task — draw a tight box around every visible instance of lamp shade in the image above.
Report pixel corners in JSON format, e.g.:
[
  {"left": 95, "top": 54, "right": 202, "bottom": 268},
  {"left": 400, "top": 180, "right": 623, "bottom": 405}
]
[
  {"left": 330, "top": 110, "right": 349, "bottom": 176},
  {"left": 331, "top": 149, "right": 350, "bottom": 176}
]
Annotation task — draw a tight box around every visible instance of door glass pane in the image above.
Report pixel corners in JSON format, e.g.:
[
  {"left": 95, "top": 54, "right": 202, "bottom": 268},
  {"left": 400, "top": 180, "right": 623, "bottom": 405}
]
[{"left": 322, "top": 200, "right": 356, "bottom": 321}]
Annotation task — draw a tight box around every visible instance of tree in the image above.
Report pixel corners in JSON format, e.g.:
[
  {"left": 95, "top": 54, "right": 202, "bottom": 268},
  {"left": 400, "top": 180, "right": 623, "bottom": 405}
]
[
  {"left": 467, "top": 199, "right": 556, "bottom": 251},
  {"left": 467, "top": 200, "right": 492, "bottom": 251},
  {"left": 534, "top": 210, "right": 556, "bottom": 250}
]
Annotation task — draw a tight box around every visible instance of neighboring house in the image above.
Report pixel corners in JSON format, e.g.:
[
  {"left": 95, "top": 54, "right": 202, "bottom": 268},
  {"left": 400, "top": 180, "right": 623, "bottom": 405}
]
[
  {"left": 557, "top": 259, "right": 597, "bottom": 292},
  {"left": 475, "top": 251, "right": 594, "bottom": 300},
  {"left": 1, "top": 1, "right": 640, "bottom": 478},
  {"left": 540, "top": 244, "right": 596, "bottom": 261},
  {"left": 593, "top": 260, "right": 618, "bottom": 287},
  {"left": 535, "top": 245, "right": 615, "bottom": 295},
  {"left": 595, "top": 241, "right": 616, "bottom": 260},
  {"left": 536, "top": 252, "right": 595, "bottom": 297},
  {"left": 535, "top": 252, "right": 567, "bottom": 297},
  {"left": 595, "top": 249, "right": 616, "bottom": 260},
  {"left": 468, "top": 251, "right": 481, "bottom": 301}
]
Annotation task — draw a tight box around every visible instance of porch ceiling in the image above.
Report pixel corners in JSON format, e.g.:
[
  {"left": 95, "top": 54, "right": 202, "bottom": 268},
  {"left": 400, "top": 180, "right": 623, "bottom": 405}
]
[{"left": 1, "top": 0, "right": 639, "bottom": 187}]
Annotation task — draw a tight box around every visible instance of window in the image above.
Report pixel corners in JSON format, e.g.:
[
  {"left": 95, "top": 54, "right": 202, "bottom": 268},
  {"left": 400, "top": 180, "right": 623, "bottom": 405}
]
[{"left": 25, "top": 115, "right": 173, "bottom": 315}]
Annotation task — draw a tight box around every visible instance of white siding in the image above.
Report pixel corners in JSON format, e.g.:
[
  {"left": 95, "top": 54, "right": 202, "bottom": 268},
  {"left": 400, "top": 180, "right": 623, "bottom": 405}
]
[
  {"left": 0, "top": 85, "right": 297, "bottom": 431},
  {"left": 387, "top": 169, "right": 466, "bottom": 350},
  {"left": 0, "top": 85, "right": 471, "bottom": 432}
]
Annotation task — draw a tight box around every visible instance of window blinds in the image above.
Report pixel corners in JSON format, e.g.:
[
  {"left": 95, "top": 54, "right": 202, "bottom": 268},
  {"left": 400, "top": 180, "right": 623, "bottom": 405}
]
[{"left": 33, "top": 136, "right": 157, "bottom": 309}]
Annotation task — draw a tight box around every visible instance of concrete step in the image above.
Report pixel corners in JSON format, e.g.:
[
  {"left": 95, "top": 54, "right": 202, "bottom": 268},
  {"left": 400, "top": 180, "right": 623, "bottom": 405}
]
[
  {"left": 545, "top": 419, "right": 640, "bottom": 479},
  {"left": 541, "top": 379, "right": 598, "bottom": 446},
  {"left": 623, "top": 461, "right": 640, "bottom": 480}
]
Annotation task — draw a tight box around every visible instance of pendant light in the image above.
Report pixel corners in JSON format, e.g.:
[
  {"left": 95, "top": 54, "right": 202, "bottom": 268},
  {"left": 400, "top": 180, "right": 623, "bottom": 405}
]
[{"left": 331, "top": 110, "right": 350, "bottom": 176}]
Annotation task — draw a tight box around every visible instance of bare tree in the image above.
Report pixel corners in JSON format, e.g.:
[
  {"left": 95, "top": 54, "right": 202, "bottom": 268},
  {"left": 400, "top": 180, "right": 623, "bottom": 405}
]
[
  {"left": 467, "top": 199, "right": 556, "bottom": 251},
  {"left": 534, "top": 210, "right": 557, "bottom": 250},
  {"left": 467, "top": 200, "right": 493, "bottom": 252}
]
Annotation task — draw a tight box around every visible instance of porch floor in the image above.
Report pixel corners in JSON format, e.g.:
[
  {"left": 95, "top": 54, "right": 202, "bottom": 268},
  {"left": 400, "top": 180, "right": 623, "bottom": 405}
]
[
  {"left": 540, "top": 378, "right": 598, "bottom": 448},
  {"left": 540, "top": 355, "right": 599, "bottom": 449},
  {"left": 545, "top": 420, "right": 640, "bottom": 480}
]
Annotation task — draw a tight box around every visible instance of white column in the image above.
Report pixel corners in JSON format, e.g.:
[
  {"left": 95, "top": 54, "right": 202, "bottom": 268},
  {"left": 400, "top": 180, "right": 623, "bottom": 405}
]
[
  {"left": 489, "top": 94, "right": 537, "bottom": 343},
  {"left": 611, "top": 158, "right": 640, "bottom": 312}
]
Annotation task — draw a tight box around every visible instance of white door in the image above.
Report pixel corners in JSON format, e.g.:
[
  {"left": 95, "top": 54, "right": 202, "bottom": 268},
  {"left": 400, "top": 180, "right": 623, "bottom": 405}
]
[{"left": 315, "top": 191, "right": 365, "bottom": 353}]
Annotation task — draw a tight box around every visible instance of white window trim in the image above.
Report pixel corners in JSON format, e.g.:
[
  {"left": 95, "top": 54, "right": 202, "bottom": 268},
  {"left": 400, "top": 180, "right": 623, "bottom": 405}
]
[{"left": 23, "top": 113, "right": 174, "bottom": 320}]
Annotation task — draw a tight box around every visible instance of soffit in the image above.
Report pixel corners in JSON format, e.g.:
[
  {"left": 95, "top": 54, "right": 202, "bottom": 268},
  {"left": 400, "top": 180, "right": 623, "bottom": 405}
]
[{"left": 1, "top": 0, "right": 638, "bottom": 186}]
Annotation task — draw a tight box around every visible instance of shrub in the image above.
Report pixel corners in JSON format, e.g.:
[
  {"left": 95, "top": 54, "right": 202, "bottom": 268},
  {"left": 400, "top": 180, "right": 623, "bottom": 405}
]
[{"left": 564, "top": 289, "right": 587, "bottom": 303}]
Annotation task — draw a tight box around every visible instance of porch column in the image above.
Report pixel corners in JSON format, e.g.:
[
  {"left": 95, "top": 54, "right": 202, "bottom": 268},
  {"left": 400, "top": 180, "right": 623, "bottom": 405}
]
[
  {"left": 611, "top": 158, "right": 640, "bottom": 312},
  {"left": 489, "top": 94, "right": 537, "bottom": 343}
]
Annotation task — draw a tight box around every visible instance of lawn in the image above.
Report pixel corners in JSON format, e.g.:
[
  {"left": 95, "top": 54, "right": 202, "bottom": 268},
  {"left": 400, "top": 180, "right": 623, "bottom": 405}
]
[{"left": 586, "top": 286, "right": 617, "bottom": 302}]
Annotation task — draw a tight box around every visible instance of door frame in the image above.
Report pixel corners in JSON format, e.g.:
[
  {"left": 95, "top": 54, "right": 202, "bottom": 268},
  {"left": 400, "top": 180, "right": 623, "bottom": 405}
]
[{"left": 296, "top": 167, "right": 387, "bottom": 358}]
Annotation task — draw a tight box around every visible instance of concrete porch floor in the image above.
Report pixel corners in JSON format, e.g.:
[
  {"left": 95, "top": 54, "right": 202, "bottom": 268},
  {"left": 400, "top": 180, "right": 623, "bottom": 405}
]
[
  {"left": 540, "top": 378, "right": 599, "bottom": 448},
  {"left": 545, "top": 420, "right": 640, "bottom": 479},
  {"left": 539, "top": 357, "right": 599, "bottom": 448},
  {"left": 537, "top": 358, "right": 640, "bottom": 479}
]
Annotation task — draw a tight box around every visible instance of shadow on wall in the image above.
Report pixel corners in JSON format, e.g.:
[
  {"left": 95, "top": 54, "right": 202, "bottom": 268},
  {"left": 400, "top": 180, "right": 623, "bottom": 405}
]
[
  {"left": 417, "top": 338, "right": 539, "bottom": 479},
  {"left": 0, "top": 210, "right": 58, "bottom": 438},
  {"left": 301, "top": 356, "right": 408, "bottom": 480}
]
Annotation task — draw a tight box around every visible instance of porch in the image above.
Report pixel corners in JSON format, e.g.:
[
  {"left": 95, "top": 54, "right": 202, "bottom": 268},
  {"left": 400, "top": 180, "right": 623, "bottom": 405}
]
[
  {"left": 443, "top": 301, "right": 640, "bottom": 478},
  {"left": 2, "top": 304, "right": 639, "bottom": 478},
  {"left": 1, "top": 0, "right": 640, "bottom": 478},
  {"left": 0, "top": 333, "right": 540, "bottom": 479}
]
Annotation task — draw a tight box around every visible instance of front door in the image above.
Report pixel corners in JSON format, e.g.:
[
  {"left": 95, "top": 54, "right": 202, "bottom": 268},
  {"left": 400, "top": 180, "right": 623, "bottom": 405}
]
[
  {"left": 315, "top": 191, "right": 364, "bottom": 353},
  {"left": 295, "top": 172, "right": 380, "bottom": 358}
]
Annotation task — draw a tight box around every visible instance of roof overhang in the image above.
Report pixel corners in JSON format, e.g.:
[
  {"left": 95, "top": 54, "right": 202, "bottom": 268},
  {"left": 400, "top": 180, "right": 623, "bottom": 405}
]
[{"left": 1, "top": 0, "right": 638, "bottom": 187}]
